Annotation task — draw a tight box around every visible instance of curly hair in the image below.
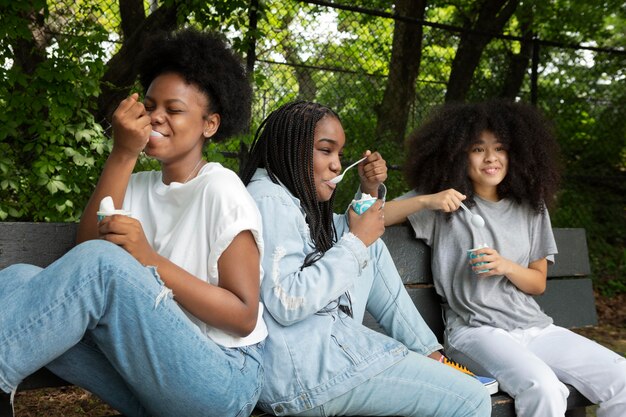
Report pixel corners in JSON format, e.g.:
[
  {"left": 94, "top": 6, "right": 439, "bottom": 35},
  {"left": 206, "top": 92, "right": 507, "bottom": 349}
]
[
  {"left": 136, "top": 28, "right": 251, "bottom": 142},
  {"left": 240, "top": 101, "right": 340, "bottom": 267},
  {"left": 404, "top": 99, "right": 561, "bottom": 212}
]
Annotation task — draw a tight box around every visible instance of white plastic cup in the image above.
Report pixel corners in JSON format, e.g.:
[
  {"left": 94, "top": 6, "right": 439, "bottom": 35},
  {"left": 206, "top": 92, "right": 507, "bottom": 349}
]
[
  {"left": 97, "top": 196, "right": 130, "bottom": 221},
  {"left": 97, "top": 209, "right": 131, "bottom": 222}
]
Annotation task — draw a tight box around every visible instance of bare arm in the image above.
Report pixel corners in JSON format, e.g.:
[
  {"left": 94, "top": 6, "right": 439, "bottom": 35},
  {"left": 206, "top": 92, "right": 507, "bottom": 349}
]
[
  {"left": 384, "top": 189, "right": 466, "bottom": 226},
  {"left": 471, "top": 247, "right": 548, "bottom": 295},
  {"left": 77, "top": 94, "right": 150, "bottom": 243},
  {"left": 101, "top": 214, "right": 261, "bottom": 336},
  {"left": 152, "top": 231, "right": 261, "bottom": 336}
]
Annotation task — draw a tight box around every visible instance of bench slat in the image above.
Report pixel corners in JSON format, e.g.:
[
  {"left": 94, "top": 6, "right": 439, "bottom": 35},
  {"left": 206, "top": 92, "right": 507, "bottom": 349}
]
[
  {"left": 362, "top": 286, "right": 444, "bottom": 339},
  {"left": 537, "top": 278, "right": 598, "bottom": 327},
  {"left": 0, "top": 222, "right": 77, "bottom": 269},
  {"left": 380, "top": 223, "right": 432, "bottom": 285},
  {"left": 551, "top": 228, "right": 591, "bottom": 277}
]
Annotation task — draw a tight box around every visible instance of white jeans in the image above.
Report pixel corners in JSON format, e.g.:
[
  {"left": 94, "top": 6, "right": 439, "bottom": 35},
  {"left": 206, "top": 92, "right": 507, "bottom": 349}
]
[{"left": 445, "top": 323, "right": 626, "bottom": 417}]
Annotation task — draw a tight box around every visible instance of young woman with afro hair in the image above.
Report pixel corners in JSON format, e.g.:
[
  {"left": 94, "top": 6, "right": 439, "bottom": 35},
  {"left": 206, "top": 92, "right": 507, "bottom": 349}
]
[
  {"left": 385, "top": 99, "right": 626, "bottom": 417},
  {"left": 0, "top": 28, "right": 267, "bottom": 417}
]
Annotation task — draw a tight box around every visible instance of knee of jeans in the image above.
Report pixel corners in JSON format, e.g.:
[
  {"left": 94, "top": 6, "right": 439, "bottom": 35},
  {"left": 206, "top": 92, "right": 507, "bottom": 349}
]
[
  {"left": 72, "top": 239, "right": 123, "bottom": 258},
  {"left": 73, "top": 240, "right": 141, "bottom": 270},
  {"left": 475, "top": 388, "right": 492, "bottom": 415},
  {"left": 2, "top": 263, "right": 43, "bottom": 277}
]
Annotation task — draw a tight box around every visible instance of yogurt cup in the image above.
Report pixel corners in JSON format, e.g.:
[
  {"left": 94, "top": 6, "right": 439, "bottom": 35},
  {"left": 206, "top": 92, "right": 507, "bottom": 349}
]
[
  {"left": 351, "top": 194, "right": 377, "bottom": 214},
  {"left": 351, "top": 183, "right": 387, "bottom": 214},
  {"left": 97, "top": 196, "right": 131, "bottom": 221},
  {"left": 467, "top": 244, "right": 490, "bottom": 274},
  {"left": 97, "top": 209, "right": 131, "bottom": 221}
]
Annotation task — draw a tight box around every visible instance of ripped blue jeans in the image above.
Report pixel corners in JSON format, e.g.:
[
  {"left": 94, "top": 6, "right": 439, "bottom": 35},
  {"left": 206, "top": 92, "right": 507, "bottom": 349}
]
[{"left": 0, "top": 240, "right": 264, "bottom": 417}]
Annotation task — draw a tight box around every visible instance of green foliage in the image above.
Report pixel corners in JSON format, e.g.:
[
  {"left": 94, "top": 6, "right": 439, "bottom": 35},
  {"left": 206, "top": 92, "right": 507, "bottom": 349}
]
[
  {"left": 0, "top": 2, "right": 110, "bottom": 221},
  {"left": 0, "top": 0, "right": 623, "bottom": 297}
]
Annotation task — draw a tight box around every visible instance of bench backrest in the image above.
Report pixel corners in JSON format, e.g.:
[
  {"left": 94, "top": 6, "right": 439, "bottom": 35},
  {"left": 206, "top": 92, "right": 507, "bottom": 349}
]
[
  {"left": 0, "top": 222, "right": 78, "bottom": 269},
  {"left": 0, "top": 222, "right": 597, "bottom": 341}
]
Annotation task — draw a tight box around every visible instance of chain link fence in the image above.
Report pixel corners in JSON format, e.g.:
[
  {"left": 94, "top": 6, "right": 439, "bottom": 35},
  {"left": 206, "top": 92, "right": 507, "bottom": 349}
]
[{"left": 2, "top": 0, "right": 624, "bottom": 292}]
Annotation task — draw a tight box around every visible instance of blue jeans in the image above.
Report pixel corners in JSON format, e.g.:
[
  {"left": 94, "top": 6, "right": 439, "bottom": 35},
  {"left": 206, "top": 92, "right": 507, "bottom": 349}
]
[
  {"left": 293, "top": 233, "right": 491, "bottom": 417},
  {"left": 295, "top": 351, "right": 490, "bottom": 417},
  {"left": 0, "top": 240, "right": 264, "bottom": 417}
]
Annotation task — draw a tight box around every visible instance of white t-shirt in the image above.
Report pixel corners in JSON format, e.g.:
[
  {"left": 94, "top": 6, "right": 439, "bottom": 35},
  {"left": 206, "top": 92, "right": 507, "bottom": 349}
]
[{"left": 123, "top": 162, "right": 268, "bottom": 347}]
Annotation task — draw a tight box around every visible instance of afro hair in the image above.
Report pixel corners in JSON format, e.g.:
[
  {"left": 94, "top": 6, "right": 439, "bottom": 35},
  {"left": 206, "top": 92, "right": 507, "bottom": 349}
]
[
  {"left": 404, "top": 99, "right": 561, "bottom": 212},
  {"left": 136, "top": 28, "right": 251, "bottom": 142}
]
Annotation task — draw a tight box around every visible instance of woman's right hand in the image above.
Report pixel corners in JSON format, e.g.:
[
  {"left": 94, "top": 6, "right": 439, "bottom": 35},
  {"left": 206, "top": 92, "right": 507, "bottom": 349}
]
[
  {"left": 111, "top": 93, "right": 152, "bottom": 156},
  {"left": 423, "top": 188, "right": 466, "bottom": 212},
  {"left": 348, "top": 199, "right": 385, "bottom": 246}
]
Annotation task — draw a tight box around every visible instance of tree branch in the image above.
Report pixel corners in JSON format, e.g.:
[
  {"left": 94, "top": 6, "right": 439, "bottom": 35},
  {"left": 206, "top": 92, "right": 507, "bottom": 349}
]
[{"left": 96, "top": 1, "right": 180, "bottom": 123}]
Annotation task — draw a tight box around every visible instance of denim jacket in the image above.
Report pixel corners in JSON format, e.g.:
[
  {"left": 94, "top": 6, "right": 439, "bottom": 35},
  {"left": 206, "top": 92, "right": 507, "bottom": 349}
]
[{"left": 247, "top": 169, "right": 408, "bottom": 415}]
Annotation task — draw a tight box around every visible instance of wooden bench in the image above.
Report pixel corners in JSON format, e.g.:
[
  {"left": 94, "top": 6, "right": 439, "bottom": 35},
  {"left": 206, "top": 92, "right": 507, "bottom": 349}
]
[{"left": 0, "top": 222, "right": 598, "bottom": 417}]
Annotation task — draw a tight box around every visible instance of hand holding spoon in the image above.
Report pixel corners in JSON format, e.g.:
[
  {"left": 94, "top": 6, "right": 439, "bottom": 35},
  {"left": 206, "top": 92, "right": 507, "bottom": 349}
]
[
  {"left": 329, "top": 156, "right": 367, "bottom": 184},
  {"left": 459, "top": 202, "right": 485, "bottom": 228}
]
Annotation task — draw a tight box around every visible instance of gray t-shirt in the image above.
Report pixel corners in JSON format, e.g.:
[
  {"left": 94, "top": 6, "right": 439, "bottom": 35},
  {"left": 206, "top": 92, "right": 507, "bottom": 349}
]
[{"left": 400, "top": 190, "right": 557, "bottom": 332}]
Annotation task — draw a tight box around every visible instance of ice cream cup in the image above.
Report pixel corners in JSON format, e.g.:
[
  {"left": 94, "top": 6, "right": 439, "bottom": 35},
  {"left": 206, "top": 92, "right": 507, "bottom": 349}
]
[
  {"left": 351, "top": 196, "right": 376, "bottom": 214},
  {"left": 467, "top": 244, "right": 490, "bottom": 273},
  {"left": 351, "top": 184, "right": 387, "bottom": 214},
  {"left": 97, "top": 209, "right": 131, "bottom": 222}
]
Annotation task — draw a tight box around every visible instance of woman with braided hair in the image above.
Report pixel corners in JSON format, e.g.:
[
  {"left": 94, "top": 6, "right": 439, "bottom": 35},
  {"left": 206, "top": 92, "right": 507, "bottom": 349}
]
[{"left": 240, "top": 100, "right": 491, "bottom": 417}]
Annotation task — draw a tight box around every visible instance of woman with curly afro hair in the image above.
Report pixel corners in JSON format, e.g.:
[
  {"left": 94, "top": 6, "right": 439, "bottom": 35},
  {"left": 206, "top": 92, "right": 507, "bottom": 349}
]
[
  {"left": 385, "top": 99, "right": 626, "bottom": 417},
  {"left": 0, "top": 28, "right": 267, "bottom": 417}
]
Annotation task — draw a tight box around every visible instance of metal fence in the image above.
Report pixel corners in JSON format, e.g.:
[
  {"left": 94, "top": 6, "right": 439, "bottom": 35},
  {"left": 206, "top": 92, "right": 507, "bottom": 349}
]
[{"left": 3, "top": 0, "right": 625, "bottom": 291}]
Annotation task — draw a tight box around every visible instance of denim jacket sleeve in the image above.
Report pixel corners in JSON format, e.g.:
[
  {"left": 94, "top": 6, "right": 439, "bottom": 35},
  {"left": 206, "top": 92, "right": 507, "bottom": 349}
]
[{"left": 251, "top": 181, "right": 369, "bottom": 326}]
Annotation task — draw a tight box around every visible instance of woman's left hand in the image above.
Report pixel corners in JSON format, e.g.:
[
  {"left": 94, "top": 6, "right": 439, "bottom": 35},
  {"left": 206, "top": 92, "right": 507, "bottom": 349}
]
[
  {"left": 470, "top": 247, "right": 513, "bottom": 277},
  {"left": 471, "top": 247, "right": 548, "bottom": 294},
  {"left": 358, "top": 150, "right": 387, "bottom": 196},
  {"left": 98, "top": 215, "right": 159, "bottom": 266}
]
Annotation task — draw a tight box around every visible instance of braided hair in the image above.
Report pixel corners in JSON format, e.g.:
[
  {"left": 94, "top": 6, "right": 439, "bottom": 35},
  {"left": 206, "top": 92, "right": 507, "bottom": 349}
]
[
  {"left": 240, "top": 100, "right": 340, "bottom": 267},
  {"left": 404, "top": 99, "right": 561, "bottom": 212}
]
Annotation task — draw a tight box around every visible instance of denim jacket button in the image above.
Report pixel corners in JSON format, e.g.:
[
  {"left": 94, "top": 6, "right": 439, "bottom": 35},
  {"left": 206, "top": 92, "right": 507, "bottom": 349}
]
[{"left": 275, "top": 405, "right": 284, "bottom": 413}]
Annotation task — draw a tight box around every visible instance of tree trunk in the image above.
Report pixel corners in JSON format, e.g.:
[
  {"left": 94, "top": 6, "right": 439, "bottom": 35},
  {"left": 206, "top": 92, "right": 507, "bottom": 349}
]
[
  {"left": 445, "top": 0, "right": 519, "bottom": 102},
  {"left": 374, "top": 0, "right": 426, "bottom": 145},
  {"left": 95, "top": 2, "right": 180, "bottom": 123},
  {"left": 12, "top": 8, "right": 48, "bottom": 76},
  {"left": 246, "top": 0, "right": 259, "bottom": 75},
  {"left": 278, "top": 10, "right": 317, "bottom": 101},
  {"left": 119, "top": 0, "right": 146, "bottom": 40},
  {"left": 10, "top": 6, "right": 49, "bottom": 164},
  {"left": 500, "top": 9, "right": 533, "bottom": 99}
]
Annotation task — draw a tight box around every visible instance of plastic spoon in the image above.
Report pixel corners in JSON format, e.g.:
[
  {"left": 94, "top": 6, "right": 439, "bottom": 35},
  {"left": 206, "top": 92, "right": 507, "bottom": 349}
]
[
  {"left": 329, "top": 156, "right": 367, "bottom": 184},
  {"left": 459, "top": 202, "right": 485, "bottom": 228}
]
